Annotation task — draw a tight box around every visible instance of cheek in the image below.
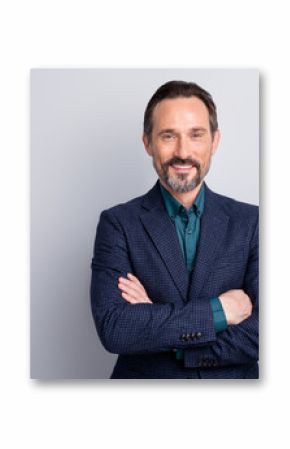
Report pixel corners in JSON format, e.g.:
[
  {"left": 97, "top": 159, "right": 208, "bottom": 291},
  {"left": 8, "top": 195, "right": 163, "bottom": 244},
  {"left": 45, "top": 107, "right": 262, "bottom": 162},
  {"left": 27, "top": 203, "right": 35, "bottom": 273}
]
[
  {"left": 202, "top": 153, "right": 213, "bottom": 170},
  {"left": 196, "top": 152, "right": 211, "bottom": 172},
  {"left": 153, "top": 146, "right": 173, "bottom": 163}
]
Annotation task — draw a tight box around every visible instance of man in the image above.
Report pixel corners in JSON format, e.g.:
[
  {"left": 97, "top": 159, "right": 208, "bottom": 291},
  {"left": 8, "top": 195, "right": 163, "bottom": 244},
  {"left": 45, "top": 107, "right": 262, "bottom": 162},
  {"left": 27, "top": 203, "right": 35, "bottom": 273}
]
[{"left": 90, "top": 80, "right": 259, "bottom": 379}]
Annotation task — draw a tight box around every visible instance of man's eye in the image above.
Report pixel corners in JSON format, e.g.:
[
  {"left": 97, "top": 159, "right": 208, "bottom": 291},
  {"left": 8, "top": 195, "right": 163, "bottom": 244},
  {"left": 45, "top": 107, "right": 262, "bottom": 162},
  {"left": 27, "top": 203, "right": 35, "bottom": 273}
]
[
  {"left": 191, "top": 133, "right": 204, "bottom": 138},
  {"left": 163, "top": 134, "right": 174, "bottom": 140}
]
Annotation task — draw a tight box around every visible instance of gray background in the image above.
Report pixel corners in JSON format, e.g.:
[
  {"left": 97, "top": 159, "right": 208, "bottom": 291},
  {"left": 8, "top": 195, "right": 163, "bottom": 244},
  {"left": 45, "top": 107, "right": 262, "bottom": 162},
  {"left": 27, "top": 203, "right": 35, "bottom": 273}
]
[{"left": 30, "top": 68, "right": 259, "bottom": 379}]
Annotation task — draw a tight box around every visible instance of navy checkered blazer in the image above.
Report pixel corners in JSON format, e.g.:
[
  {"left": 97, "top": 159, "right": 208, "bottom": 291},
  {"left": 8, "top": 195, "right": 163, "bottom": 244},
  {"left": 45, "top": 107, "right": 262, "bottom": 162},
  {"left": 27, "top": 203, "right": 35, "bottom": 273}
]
[{"left": 90, "top": 181, "right": 259, "bottom": 379}]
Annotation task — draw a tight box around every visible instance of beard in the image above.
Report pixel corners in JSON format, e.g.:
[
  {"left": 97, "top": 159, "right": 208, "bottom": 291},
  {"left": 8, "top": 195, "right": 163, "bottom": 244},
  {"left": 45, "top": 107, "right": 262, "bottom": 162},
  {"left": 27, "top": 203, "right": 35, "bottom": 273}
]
[{"left": 153, "top": 156, "right": 210, "bottom": 193}]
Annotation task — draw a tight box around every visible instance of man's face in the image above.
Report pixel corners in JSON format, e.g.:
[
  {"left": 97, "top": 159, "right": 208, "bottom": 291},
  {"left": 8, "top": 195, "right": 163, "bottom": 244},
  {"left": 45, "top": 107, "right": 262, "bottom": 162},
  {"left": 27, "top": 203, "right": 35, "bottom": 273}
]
[{"left": 143, "top": 96, "right": 220, "bottom": 193}]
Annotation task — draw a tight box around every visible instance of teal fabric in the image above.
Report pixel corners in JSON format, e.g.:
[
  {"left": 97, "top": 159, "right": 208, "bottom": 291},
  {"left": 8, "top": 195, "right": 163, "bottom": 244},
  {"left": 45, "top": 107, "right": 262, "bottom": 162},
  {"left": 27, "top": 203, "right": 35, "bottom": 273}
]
[
  {"left": 160, "top": 181, "right": 205, "bottom": 272},
  {"left": 159, "top": 181, "right": 228, "bottom": 360},
  {"left": 209, "top": 297, "right": 228, "bottom": 333}
]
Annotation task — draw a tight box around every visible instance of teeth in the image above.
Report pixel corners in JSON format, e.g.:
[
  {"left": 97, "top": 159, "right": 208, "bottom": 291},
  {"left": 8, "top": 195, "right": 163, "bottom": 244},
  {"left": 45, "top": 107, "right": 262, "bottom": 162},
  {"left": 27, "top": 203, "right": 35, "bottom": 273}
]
[{"left": 172, "top": 165, "right": 192, "bottom": 168}]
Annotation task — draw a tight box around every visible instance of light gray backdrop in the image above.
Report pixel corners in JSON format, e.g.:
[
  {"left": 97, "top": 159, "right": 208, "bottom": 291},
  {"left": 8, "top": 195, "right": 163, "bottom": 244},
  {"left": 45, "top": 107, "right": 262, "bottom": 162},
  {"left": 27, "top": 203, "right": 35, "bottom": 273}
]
[{"left": 30, "top": 68, "right": 259, "bottom": 379}]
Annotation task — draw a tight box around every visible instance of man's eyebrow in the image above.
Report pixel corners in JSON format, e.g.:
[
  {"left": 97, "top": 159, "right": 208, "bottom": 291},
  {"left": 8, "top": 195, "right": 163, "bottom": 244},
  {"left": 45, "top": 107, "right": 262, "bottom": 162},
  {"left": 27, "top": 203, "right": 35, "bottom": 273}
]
[
  {"left": 157, "top": 127, "right": 208, "bottom": 135},
  {"left": 189, "top": 127, "right": 208, "bottom": 133},
  {"left": 157, "top": 128, "right": 176, "bottom": 136}
]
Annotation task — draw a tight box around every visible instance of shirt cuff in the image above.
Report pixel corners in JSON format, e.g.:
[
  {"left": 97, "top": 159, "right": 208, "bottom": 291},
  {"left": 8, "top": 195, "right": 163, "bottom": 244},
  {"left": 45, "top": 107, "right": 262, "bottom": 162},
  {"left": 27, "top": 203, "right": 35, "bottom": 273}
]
[{"left": 210, "top": 297, "right": 228, "bottom": 333}]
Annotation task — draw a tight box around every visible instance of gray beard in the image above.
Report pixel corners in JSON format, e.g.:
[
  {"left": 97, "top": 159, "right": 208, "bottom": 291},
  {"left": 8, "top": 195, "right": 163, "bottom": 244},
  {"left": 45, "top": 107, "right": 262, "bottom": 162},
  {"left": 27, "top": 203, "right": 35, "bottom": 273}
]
[
  {"left": 153, "top": 159, "right": 205, "bottom": 193},
  {"left": 164, "top": 171, "right": 201, "bottom": 193}
]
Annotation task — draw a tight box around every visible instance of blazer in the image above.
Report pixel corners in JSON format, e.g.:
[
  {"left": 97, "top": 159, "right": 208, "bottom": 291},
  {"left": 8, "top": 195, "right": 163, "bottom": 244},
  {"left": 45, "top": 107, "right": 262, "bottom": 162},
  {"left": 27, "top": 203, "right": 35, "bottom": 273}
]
[{"left": 90, "top": 181, "right": 259, "bottom": 379}]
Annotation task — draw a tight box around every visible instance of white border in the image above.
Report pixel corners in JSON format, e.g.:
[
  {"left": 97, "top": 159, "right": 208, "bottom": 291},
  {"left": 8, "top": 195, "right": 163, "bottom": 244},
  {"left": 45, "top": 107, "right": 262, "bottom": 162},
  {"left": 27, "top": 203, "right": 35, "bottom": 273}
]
[{"left": 0, "top": 1, "right": 287, "bottom": 447}]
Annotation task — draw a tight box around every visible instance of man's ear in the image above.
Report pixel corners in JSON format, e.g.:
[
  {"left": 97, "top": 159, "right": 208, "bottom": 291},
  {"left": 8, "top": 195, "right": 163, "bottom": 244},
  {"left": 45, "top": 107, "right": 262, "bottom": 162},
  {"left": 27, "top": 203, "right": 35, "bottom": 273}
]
[
  {"left": 211, "top": 129, "right": 221, "bottom": 155},
  {"left": 142, "top": 134, "right": 153, "bottom": 156}
]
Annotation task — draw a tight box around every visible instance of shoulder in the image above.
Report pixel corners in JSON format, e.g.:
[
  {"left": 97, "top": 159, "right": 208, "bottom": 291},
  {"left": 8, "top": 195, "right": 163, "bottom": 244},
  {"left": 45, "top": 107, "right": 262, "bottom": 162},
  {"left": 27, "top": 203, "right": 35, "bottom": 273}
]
[
  {"left": 205, "top": 185, "right": 259, "bottom": 228},
  {"left": 213, "top": 190, "right": 258, "bottom": 214},
  {"left": 99, "top": 190, "right": 148, "bottom": 222}
]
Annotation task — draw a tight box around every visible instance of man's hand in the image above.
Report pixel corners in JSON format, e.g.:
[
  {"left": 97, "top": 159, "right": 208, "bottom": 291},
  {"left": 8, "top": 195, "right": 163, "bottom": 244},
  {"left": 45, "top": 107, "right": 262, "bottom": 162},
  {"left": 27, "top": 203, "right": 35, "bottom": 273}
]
[
  {"left": 219, "top": 289, "right": 253, "bottom": 325},
  {"left": 118, "top": 273, "right": 153, "bottom": 304}
]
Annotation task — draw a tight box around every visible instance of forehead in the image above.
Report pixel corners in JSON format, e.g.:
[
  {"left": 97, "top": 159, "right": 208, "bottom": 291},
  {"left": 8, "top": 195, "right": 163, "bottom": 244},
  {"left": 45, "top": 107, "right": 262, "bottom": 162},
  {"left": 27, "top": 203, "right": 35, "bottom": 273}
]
[{"left": 152, "top": 96, "right": 210, "bottom": 130}]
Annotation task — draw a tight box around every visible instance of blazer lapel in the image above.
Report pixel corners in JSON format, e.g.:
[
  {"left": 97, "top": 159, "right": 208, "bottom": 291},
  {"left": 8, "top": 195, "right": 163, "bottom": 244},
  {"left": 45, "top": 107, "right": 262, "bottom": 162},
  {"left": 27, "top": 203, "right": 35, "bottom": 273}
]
[
  {"left": 140, "top": 181, "right": 189, "bottom": 302},
  {"left": 188, "top": 184, "right": 230, "bottom": 300}
]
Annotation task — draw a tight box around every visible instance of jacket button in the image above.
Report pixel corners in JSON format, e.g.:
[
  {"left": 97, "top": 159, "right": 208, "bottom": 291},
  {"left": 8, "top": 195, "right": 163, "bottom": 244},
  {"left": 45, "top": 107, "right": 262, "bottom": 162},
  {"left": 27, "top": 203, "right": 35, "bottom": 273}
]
[
  {"left": 186, "top": 333, "right": 191, "bottom": 340},
  {"left": 180, "top": 334, "right": 187, "bottom": 341},
  {"left": 190, "top": 332, "right": 196, "bottom": 339},
  {"left": 196, "top": 332, "right": 202, "bottom": 338}
]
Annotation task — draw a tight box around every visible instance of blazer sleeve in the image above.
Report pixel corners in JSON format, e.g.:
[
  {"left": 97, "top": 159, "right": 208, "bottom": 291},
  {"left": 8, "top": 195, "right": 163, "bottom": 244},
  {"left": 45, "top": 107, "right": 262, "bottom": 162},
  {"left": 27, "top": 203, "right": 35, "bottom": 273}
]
[
  {"left": 90, "top": 209, "right": 217, "bottom": 355},
  {"left": 183, "top": 211, "right": 259, "bottom": 368}
]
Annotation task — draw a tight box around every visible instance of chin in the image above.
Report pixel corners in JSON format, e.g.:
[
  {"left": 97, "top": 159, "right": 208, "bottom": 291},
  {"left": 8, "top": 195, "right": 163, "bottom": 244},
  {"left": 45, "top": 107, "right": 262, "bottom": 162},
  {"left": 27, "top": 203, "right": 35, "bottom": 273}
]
[{"left": 172, "top": 170, "right": 202, "bottom": 187}]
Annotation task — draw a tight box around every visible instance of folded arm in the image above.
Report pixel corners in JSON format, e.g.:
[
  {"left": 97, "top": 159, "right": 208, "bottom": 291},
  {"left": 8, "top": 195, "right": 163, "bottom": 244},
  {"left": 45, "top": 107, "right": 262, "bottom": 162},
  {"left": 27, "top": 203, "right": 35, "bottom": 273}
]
[
  {"left": 90, "top": 210, "right": 217, "bottom": 355},
  {"left": 91, "top": 208, "right": 258, "bottom": 365}
]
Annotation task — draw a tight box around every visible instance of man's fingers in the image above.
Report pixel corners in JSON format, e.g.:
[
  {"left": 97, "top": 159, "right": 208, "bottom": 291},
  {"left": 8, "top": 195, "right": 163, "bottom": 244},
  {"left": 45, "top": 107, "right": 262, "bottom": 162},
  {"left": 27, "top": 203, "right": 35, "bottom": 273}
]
[
  {"left": 118, "top": 275, "right": 153, "bottom": 304},
  {"left": 126, "top": 273, "right": 147, "bottom": 292},
  {"left": 118, "top": 281, "right": 141, "bottom": 299},
  {"left": 118, "top": 278, "right": 144, "bottom": 296},
  {"left": 119, "top": 276, "right": 147, "bottom": 296},
  {"left": 121, "top": 291, "right": 151, "bottom": 304},
  {"left": 121, "top": 292, "right": 138, "bottom": 304},
  {"left": 127, "top": 273, "right": 143, "bottom": 286}
]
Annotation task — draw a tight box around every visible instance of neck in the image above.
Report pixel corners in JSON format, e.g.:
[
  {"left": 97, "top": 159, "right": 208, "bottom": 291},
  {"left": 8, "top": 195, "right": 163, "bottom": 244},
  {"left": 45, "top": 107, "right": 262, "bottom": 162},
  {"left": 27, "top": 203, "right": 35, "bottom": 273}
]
[{"left": 159, "top": 179, "right": 203, "bottom": 209}]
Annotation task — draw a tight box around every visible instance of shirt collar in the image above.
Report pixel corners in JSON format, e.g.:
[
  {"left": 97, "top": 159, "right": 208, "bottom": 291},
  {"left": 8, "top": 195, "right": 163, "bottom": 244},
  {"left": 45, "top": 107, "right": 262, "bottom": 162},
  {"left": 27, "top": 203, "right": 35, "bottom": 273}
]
[{"left": 159, "top": 180, "right": 205, "bottom": 220}]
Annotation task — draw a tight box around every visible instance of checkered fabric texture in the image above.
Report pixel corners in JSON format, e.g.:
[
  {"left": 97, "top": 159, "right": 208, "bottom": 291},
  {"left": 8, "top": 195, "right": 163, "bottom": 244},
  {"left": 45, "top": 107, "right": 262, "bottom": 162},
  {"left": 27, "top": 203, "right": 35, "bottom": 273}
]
[{"left": 90, "top": 181, "right": 259, "bottom": 379}]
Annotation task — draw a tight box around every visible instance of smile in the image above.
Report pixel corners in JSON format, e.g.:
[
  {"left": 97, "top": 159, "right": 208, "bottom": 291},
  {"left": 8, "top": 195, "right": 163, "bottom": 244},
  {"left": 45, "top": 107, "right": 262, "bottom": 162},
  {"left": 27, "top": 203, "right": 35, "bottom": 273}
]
[{"left": 171, "top": 164, "right": 194, "bottom": 172}]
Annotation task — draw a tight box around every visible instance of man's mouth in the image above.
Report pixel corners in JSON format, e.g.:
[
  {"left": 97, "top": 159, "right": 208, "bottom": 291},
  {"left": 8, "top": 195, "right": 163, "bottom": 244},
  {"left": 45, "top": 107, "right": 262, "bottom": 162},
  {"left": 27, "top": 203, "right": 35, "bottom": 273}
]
[{"left": 171, "top": 164, "right": 194, "bottom": 172}]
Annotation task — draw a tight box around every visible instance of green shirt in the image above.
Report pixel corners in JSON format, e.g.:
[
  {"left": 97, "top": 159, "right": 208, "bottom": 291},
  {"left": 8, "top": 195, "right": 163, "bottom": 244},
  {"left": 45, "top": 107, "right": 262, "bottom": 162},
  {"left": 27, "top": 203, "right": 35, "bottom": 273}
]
[{"left": 159, "top": 181, "right": 227, "bottom": 360}]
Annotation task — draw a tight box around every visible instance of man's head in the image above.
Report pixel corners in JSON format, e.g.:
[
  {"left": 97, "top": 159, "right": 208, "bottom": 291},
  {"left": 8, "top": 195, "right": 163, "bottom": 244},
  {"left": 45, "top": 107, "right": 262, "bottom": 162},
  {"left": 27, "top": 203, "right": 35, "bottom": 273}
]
[{"left": 142, "top": 80, "right": 220, "bottom": 194}]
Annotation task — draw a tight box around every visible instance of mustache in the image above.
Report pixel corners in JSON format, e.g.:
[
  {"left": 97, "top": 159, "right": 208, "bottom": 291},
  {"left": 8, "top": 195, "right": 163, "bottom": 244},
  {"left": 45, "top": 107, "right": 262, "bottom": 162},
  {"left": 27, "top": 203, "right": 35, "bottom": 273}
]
[{"left": 163, "top": 157, "right": 201, "bottom": 170}]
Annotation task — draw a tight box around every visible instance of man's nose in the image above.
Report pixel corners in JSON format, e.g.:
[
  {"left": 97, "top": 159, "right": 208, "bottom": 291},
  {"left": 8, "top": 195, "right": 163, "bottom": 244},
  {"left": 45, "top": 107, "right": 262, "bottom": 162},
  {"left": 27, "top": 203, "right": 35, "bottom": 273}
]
[{"left": 174, "top": 135, "right": 190, "bottom": 160}]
